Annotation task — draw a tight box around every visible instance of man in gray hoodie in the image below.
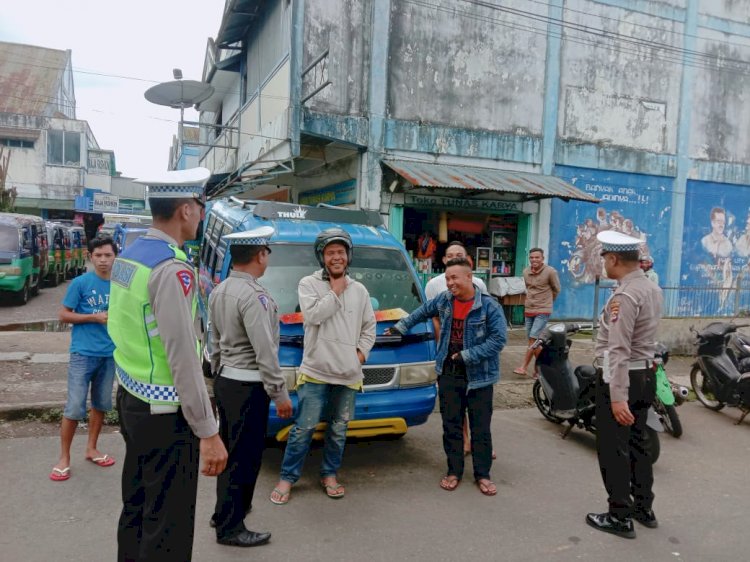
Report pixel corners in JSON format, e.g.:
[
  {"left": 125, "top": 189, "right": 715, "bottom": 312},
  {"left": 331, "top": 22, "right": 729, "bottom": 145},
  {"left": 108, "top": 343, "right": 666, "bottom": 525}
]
[{"left": 270, "top": 228, "right": 376, "bottom": 505}]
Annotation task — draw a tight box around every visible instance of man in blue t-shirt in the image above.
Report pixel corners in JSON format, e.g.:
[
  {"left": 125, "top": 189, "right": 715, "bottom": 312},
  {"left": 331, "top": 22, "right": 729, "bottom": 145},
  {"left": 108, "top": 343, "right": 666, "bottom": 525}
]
[{"left": 50, "top": 237, "right": 118, "bottom": 482}]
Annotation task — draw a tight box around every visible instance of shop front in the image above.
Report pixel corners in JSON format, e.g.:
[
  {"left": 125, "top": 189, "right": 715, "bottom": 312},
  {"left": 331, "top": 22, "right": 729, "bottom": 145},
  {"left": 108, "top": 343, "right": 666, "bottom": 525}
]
[{"left": 381, "top": 160, "right": 599, "bottom": 321}]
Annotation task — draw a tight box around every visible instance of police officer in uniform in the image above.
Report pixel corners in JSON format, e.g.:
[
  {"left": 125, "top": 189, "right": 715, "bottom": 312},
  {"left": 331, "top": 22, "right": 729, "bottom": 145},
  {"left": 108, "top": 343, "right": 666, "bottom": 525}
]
[
  {"left": 586, "top": 231, "right": 663, "bottom": 539},
  {"left": 108, "top": 168, "right": 228, "bottom": 561},
  {"left": 208, "top": 227, "right": 293, "bottom": 547}
]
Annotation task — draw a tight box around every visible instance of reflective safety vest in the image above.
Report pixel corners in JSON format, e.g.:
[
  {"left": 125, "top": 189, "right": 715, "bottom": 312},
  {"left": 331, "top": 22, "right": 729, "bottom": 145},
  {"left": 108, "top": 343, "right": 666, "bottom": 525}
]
[{"left": 108, "top": 237, "right": 198, "bottom": 405}]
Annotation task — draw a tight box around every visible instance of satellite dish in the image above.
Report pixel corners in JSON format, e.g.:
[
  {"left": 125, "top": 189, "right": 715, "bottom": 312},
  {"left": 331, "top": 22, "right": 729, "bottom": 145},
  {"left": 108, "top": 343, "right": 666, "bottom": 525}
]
[{"left": 144, "top": 80, "right": 214, "bottom": 108}]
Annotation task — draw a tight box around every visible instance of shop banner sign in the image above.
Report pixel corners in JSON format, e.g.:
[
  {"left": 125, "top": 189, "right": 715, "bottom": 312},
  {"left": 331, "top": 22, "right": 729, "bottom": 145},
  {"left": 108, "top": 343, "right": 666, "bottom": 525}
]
[
  {"left": 298, "top": 180, "right": 356, "bottom": 206},
  {"left": 93, "top": 193, "right": 119, "bottom": 213},
  {"left": 405, "top": 195, "right": 521, "bottom": 212},
  {"left": 680, "top": 180, "right": 750, "bottom": 316},
  {"left": 548, "top": 166, "right": 672, "bottom": 319}
]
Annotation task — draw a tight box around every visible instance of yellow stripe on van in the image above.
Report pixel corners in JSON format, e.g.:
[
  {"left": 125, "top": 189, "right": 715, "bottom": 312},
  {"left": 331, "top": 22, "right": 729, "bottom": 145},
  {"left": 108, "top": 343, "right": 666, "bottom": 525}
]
[{"left": 274, "top": 417, "right": 408, "bottom": 442}]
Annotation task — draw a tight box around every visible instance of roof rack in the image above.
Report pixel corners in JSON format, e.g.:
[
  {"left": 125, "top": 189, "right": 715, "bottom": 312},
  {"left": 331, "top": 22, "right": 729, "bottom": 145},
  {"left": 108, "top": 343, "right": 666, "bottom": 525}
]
[{"left": 252, "top": 201, "right": 382, "bottom": 227}]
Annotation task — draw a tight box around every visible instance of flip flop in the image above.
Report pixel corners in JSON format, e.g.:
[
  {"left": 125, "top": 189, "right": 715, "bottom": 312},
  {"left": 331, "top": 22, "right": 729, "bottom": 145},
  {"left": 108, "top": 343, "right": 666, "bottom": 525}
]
[
  {"left": 439, "top": 475, "right": 460, "bottom": 491},
  {"left": 49, "top": 467, "right": 71, "bottom": 482},
  {"left": 476, "top": 479, "right": 497, "bottom": 496},
  {"left": 512, "top": 367, "right": 527, "bottom": 376},
  {"left": 87, "top": 454, "right": 115, "bottom": 467},
  {"left": 320, "top": 480, "right": 345, "bottom": 499},
  {"left": 270, "top": 487, "right": 290, "bottom": 505}
]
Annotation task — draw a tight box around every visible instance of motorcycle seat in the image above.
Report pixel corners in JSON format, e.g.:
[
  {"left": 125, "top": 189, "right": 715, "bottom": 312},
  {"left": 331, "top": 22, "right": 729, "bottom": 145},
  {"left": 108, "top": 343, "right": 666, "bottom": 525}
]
[{"left": 575, "top": 365, "right": 598, "bottom": 382}]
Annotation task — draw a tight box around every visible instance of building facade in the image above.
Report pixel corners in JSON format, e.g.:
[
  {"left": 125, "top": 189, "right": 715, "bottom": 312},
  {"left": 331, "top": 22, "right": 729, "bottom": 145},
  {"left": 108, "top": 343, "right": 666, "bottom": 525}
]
[{"left": 196, "top": 0, "right": 750, "bottom": 318}]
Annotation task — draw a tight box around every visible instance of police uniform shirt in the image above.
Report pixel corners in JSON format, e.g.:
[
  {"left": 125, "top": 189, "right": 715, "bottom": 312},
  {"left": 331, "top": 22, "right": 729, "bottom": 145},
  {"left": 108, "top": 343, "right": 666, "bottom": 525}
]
[
  {"left": 209, "top": 271, "right": 290, "bottom": 404},
  {"left": 145, "top": 228, "right": 217, "bottom": 438},
  {"left": 595, "top": 268, "right": 663, "bottom": 402}
]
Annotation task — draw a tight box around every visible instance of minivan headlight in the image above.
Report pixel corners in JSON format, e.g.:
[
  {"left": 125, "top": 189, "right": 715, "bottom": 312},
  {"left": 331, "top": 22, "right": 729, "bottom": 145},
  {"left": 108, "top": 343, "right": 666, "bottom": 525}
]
[
  {"left": 399, "top": 362, "right": 436, "bottom": 388},
  {"left": 0, "top": 266, "right": 22, "bottom": 276}
]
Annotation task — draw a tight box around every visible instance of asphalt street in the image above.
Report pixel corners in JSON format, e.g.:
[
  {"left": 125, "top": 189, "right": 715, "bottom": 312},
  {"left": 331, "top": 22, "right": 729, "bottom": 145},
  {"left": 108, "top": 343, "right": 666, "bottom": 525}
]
[{"left": 1, "top": 402, "right": 748, "bottom": 562}]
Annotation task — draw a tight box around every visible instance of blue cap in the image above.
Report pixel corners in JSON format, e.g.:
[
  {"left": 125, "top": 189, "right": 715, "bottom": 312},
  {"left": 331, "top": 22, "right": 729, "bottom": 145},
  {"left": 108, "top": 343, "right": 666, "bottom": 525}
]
[
  {"left": 222, "top": 226, "right": 275, "bottom": 246},
  {"left": 597, "top": 230, "right": 643, "bottom": 254},
  {"left": 135, "top": 167, "right": 210, "bottom": 201}
]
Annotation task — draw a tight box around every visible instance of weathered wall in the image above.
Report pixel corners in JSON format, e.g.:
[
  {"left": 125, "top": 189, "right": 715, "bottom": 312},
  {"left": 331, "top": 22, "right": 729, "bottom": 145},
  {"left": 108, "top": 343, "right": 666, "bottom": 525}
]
[
  {"left": 690, "top": 4, "right": 750, "bottom": 163},
  {"left": 558, "top": 0, "right": 684, "bottom": 153},
  {"left": 303, "top": 0, "right": 371, "bottom": 116},
  {"left": 388, "top": 0, "right": 547, "bottom": 134}
]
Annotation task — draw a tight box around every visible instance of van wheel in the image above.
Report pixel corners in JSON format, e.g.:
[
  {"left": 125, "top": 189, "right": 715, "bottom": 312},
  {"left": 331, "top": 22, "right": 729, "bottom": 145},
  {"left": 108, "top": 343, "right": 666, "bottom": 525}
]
[
  {"left": 31, "top": 278, "right": 40, "bottom": 296},
  {"left": 15, "top": 281, "right": 29, "bottom": 305},
  {"left": 51, "top": 268, "right": 61, "bottom": 287}
]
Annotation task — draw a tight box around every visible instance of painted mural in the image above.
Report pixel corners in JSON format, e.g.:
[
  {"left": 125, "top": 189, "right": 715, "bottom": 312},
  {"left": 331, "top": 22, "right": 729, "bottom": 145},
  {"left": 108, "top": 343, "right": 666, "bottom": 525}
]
[
  {"left": 680, "top": 180, "right": 750, "bottom": 316},
  {"left": 548, "top": 167, "right": 672, "bottom": 319}
]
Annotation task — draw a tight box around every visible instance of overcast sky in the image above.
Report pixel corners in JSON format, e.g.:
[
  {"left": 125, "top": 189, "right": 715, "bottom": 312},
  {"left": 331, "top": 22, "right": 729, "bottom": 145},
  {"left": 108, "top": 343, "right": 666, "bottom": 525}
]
[{"left": 0, "top": 0, "right": 224, "bottom": 179}]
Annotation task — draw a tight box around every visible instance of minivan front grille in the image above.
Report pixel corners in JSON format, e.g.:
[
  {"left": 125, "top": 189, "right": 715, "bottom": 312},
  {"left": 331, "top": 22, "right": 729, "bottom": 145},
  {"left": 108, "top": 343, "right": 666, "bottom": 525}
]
[{"left": 363, "top": 367, "right": 396, "bottom": 386}]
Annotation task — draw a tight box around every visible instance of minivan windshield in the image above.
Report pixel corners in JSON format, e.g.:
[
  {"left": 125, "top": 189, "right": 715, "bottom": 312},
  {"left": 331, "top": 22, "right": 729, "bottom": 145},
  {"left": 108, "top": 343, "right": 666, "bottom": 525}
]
[
  {"left": 254, "top": 244, "right": 423, "bottom": 316},
  {"left": 0, "top": 224, "right": 19, "bottom": 252}
]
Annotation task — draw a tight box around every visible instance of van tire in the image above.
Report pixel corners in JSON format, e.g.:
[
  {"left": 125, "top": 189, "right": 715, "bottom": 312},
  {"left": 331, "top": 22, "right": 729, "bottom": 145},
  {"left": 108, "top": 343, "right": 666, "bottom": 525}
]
[
  {"left": 15, "top": 281, "right": 29, "bottom": 305},
  {"left": 31, "top": 277, "right": 40, "bottom": 296}
]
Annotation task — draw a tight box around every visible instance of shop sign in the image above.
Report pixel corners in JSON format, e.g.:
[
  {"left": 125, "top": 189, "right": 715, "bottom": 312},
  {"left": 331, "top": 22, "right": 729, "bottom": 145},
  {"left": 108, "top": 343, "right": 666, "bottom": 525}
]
[
  {"left": 88, "top": 150, "right": 113, "bottom": 175},
  {"left": 298, "top": 180, "right": 356, "bottom": 206},
  {"left": 405, "top": 194, "right": 521, "bottom": 212},
  {"left": 93, "top": 193, "right": 119, "bottom": 213}
]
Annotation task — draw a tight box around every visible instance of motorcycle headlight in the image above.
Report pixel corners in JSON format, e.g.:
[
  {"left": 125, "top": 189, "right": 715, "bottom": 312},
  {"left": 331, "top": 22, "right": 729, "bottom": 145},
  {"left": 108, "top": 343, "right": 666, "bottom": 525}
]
[{"left": 400, "top": 361, "right": 437, "bottom": 388}]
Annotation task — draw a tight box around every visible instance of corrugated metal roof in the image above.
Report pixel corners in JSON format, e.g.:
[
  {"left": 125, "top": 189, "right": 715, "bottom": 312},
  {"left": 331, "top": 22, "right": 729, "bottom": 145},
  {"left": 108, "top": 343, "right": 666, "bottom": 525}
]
[
  {"left": 383, "top": 160, "right": 599, "bottom": 203},
  {"left": 0, "top": 42, "right": 69, "bottom": 116},
  {"left": 216, "top": 0, "right": 262, "bottom": 48}
]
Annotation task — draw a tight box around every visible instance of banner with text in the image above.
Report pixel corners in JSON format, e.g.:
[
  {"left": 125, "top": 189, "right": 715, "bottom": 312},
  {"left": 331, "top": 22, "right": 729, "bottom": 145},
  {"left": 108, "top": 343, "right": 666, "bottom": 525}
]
[{"left": 548, "top": 166, "right": 672, "bottom": 318}]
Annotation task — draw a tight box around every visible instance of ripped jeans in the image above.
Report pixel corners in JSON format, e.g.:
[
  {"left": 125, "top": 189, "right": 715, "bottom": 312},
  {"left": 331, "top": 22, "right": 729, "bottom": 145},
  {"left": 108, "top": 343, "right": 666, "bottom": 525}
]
[{"left": 279, "top": 381, "right": 357, "bottom": 483}]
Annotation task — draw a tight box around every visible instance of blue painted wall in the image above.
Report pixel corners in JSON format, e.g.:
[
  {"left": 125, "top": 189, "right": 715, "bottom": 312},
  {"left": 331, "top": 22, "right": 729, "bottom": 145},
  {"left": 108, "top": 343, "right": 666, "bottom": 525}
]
[{"left": 548, "top": 166, "right": 672, "bottom": 319}]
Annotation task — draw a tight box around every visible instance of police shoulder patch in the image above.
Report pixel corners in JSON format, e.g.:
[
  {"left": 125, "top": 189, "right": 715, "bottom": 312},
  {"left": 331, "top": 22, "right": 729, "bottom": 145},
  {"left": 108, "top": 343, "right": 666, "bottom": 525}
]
[
  {"left": 111, "top": 260, "right": 137, "bottom": 288},
  {"left": 258, "top": 293, "right": 269, "bottom": 310},
  {"left": 176, "top": 269, "right": 194, "bottom": 296},
  {"left": 609, "top": 300, "right": 621, "bottom": 322}
]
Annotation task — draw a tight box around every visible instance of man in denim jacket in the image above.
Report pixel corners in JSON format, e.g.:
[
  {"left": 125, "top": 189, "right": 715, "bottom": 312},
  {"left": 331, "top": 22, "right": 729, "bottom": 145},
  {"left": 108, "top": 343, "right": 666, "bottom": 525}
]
[{"left": 387, "top": 258, "right": 506, "bottom": 496}]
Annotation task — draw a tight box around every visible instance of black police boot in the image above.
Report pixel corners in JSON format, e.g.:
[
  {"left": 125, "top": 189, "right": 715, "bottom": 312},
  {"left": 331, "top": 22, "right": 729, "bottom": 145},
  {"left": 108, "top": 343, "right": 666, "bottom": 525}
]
[
  {"left": 217, "top": 529, "right": 271, "bottom": 547},
  {"left": 586, "top": 512, "right": 636, "bottom": 539},
  {"left": 632, "top": 508, "right": 658, "bottom": 529}
]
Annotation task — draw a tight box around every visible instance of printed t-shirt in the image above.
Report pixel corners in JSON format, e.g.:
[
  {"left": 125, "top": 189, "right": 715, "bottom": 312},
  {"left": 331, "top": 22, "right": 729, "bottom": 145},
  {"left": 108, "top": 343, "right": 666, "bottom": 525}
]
[{"left": 62, "top": 272, "right": 114, "bottom": 357}]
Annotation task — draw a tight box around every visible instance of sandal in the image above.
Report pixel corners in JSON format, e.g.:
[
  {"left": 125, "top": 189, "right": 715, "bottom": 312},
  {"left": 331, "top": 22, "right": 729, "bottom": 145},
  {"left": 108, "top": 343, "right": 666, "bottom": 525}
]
[
  {"left": 512, "top": 367, "right": 527, "bottom": 376},
  {"left": 320, "top": 480, "right": 345, "bottom": 499},
  {"left": 49, "top": 467, "right": 71, "bottom": 482},
  {"left": 270, "top": 486, "right": 291, "bottom": 505},
  {"left": 476, "top": 478, "right": 497, "bottom": 496},
  {"left": 439, "top": 475, "right": 460, "bottom": 491}
]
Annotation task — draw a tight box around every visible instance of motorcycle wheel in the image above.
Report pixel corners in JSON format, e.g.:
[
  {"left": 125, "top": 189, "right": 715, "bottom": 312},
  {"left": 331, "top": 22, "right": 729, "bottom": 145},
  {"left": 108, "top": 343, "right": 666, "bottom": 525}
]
[
  {"left": 690, "top": 365, "right": 725, "bottom": 411},
  {"left": 532, "top": 380, "right": 564, "bottom": 424},
  {"left": 659, "top": 403, "right": 683, "bottom": 438},
  {"left": 645, "top": 427, "right": 660, "bottom": 464}
]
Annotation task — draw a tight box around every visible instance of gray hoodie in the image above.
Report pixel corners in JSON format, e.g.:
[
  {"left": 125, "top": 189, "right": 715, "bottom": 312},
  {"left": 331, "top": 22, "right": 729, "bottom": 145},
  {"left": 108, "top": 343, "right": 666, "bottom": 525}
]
[{"left": 298, "top": 270, "right": 376, "bottom": 385}]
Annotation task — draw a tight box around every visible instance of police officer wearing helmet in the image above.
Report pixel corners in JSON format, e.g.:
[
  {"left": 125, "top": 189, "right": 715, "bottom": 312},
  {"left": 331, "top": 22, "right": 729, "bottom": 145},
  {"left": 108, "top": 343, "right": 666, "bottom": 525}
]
[
  {"left": 108, "top": 168, "right": 228, "bottom": 561},
  {"left": 586, "top": 231, "right": 663, "bottom": 539},
  {"left": 208, "top": 226, "right": 293, "bottom": 547},
  {"left": 270, "top": 228, "right": 376, "bottom": 505}
]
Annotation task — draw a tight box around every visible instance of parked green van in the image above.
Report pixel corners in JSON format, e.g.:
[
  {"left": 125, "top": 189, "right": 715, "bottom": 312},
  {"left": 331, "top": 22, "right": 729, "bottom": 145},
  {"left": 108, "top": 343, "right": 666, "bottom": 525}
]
[
  {"left": 65, "top": 225, "right": 87, "bottom": 278},
  {"left": 45, "top": 222, "right": 67, "bottom": 286},
  {"left": 0, "top": 213, "right": 47, "bottom": 303}
]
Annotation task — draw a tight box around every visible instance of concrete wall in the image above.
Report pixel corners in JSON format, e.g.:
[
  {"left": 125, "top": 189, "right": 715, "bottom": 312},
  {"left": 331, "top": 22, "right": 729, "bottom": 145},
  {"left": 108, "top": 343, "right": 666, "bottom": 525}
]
[
  {"left": 388, "top": 0, "right": 547, "bottom": 134},
  {"left": 303, "top": 0, "right": 370, "bottom": 116},
  {"left": 559, "top": 0, "right": 684, "bottom": 153}
]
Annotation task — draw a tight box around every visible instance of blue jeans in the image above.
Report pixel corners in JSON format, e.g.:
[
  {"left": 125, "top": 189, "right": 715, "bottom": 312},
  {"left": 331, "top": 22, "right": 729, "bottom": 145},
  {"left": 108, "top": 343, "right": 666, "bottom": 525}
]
[
  {"left": 279, "top": 382, "right": 357, "bottom": 483},
  {"left": 525, "top": 314, "right": 550, "bottom": 339},
  {"left": 63, "top": 353, "right": 115, "bottom": 420}
]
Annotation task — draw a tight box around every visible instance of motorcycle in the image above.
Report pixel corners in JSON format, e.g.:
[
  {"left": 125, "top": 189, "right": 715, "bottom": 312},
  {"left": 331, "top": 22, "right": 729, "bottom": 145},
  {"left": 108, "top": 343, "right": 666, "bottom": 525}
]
[
  {"left": 690, "top": 322, "right": 750, "bottom": 425},
  {"left": 531, "top": 322, "right": 661, "bottom": 463},
  {"left": 726, "top": 329, "right": 750, "bottom": 373},
  {"left": 652, "top": 343, "right": 689, "bottom": 438}
]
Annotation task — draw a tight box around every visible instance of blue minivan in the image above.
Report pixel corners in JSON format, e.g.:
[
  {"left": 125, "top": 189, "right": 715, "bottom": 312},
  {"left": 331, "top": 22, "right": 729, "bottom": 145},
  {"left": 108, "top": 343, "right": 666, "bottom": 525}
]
[{"left": 198, "top": 198, "right": 437, "bottom": 441}]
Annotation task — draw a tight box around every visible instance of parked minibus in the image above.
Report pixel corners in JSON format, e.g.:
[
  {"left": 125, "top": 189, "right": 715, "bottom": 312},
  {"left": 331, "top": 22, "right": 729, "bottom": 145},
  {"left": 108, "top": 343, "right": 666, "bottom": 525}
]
[{"left": 198, "top": 199, "right": 437, "bottom": 441}]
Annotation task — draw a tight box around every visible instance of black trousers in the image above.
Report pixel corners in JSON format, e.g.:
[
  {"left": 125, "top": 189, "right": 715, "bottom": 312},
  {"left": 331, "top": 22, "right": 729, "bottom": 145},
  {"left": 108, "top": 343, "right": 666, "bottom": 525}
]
[
  {"left": 438, "top": 368, "right": 494, "bottom": 481},
  {"left": 213, "top": 377, "right": 270, "bottom": 539},
  {"left": 116, "top": 387, "right": 200, "bottom": 562},
  {"left": 595, "top": 369, "right": 656, "bottom": 518}
]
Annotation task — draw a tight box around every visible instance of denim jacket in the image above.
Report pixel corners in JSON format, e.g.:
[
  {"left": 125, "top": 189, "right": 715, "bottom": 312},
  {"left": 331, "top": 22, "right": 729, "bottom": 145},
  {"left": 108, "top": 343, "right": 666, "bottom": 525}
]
[{"left": 393, "top": 287, "right": 507, "bottom": 390}]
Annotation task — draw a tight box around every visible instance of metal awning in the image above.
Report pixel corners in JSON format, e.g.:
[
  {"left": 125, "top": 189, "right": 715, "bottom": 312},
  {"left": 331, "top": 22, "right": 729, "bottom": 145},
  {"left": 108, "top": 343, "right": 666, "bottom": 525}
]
[{"left": 383, "top": 160, "right": 598, "bottom": 203}]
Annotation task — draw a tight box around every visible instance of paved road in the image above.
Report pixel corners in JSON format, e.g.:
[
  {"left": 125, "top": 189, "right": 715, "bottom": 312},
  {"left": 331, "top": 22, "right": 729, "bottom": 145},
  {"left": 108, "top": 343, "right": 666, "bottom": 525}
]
[
  {"left": 1, "top": 402, "right": 747, "bottom": 561},
  {"left": 0, "top": 272, "right": 71, "bottom": 325}
]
